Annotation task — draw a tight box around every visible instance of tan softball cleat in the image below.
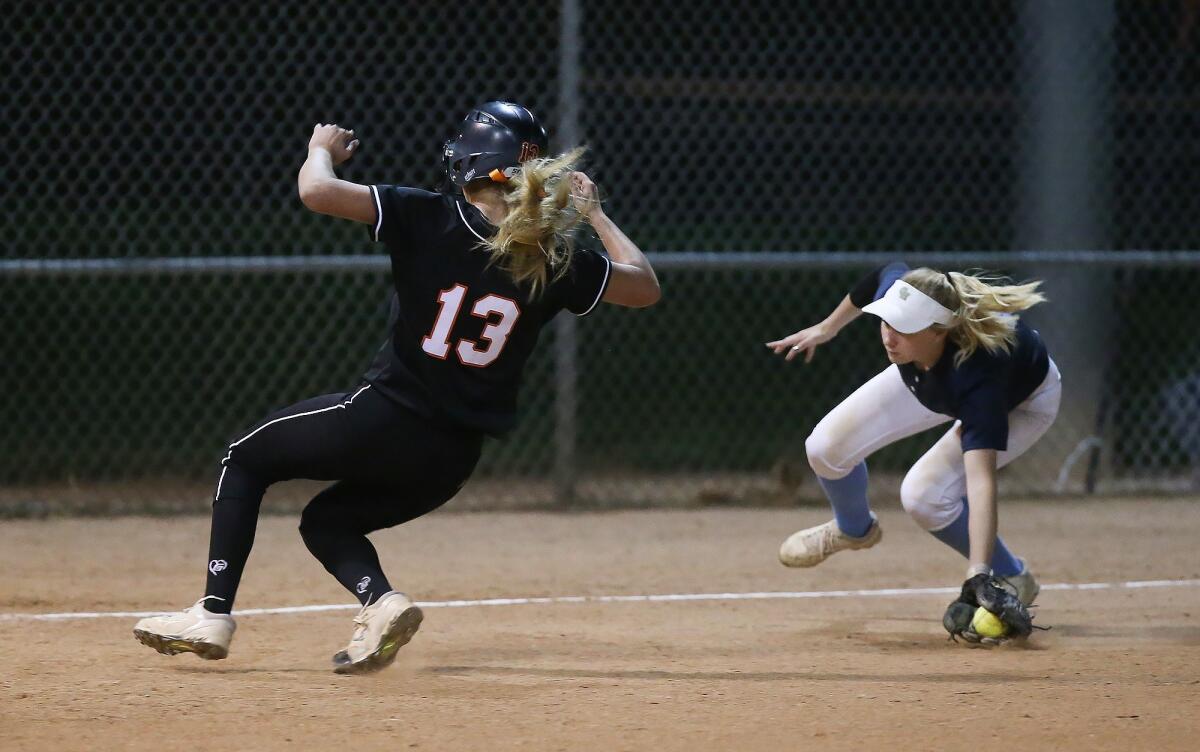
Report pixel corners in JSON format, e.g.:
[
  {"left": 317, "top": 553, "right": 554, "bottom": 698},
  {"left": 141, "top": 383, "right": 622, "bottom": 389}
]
[
  {"left": 1003, "top": 559, "right": 1041, "bottom": 607},
  {"left": 133, "top": 598, "right": 236, "bottom": 660},
  {"left": 332, "top": 591, "right": 423, "bottom": 675},
  {"left": 779, "top": 515, "right": 883, "bottom": 568}
]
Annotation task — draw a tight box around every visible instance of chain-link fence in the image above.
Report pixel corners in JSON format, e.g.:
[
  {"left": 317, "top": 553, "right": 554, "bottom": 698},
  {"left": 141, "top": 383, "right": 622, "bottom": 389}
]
[{"left": 3, "top": 2, "right": 1199, "bottom": 515}]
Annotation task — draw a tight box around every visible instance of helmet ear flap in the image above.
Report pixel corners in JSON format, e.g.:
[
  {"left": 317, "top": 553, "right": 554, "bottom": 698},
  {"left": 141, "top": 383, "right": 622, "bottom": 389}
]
[
  {"left": 443, "top": 137, "right": 463, "bottom": 184},
  {"left": 444, "top": 102, "right": 547, "bottom": 187}
]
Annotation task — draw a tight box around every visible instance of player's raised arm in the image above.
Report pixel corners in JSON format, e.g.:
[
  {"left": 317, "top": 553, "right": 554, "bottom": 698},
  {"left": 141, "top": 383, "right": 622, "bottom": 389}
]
[
  {"left": 570, "top": 172, "right": 661, "bottom": 309},
  {"left": 297, "top": 124, "right": 376, "bottom": 224}
]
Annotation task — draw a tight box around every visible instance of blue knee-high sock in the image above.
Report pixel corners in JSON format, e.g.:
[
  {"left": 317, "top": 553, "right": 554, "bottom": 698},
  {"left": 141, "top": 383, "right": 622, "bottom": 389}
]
[
  {"left": 816, "top": 461, "right": 874, "bottom": 538},
  {"left": 929, "top": 497, "right": 1023, "bottom": 577}
]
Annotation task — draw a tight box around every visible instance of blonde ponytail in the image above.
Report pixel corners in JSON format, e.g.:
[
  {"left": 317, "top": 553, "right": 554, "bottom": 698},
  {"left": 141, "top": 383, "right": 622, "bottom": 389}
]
[
  {"left": 480, "top": 147, "right": 588, "bottom": 297},
  {"left": 903, "top": 267, "right": 1047, "bottom": 367}
]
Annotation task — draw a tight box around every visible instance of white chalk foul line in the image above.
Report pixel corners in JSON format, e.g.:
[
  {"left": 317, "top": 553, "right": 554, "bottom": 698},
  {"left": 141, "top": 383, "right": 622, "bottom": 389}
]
[{"left": 2, "top": 578, "right": 1198, "bottom": 623}]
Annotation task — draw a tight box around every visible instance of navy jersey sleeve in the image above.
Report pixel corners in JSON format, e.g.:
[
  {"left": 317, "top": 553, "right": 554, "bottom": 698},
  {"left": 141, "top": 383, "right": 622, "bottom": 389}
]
[
  {"left": 553, "top": 249, "right": 613, "bottom": 316},
  {"left": 367, "top": 185, "right": 441, "bottom": 246},
  {"left": 848, "top": 261, "right": 910, "bottom": 308},
  {"left": 957, "top": 369, "right": 1011, "bottom": 452}
]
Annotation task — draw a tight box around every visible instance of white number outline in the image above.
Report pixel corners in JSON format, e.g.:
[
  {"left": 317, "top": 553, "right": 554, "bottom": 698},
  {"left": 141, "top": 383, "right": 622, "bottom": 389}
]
[
  {"left": 421, "top": 284, "right": 467, "bottom": 360},
  {"left": 421, "top": 285, "right": 521, "bottom": 368},
  {"left": 456, "top": 293, "right": 522, "bottom": 368}
]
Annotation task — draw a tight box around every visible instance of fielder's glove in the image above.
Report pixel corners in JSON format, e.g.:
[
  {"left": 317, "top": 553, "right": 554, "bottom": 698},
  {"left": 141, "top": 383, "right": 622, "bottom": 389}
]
[{"left": 942, "top": 573, "right": 1037, "bottom": 645}]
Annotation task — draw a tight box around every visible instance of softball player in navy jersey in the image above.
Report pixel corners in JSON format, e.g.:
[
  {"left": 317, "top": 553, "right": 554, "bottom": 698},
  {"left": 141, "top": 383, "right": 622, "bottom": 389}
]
[
  {"left": 134, "top": 101, "right": 661, "bottom": 673},
  {"left": 767, "top": 262, "right": 1060, "bottom": 605}
]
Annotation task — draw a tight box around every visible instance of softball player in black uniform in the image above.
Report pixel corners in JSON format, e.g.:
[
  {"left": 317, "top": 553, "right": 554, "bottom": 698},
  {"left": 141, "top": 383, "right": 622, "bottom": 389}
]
[
  {"left": 767, "top": 263, "right": 1059, "bottom": 608},
  {"left": 134, "top": 101, "right": 661, "bottom": 673}
]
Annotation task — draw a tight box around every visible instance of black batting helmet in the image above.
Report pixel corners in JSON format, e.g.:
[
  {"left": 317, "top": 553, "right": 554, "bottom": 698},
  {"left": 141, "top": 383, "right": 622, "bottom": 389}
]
[{"left": 443, "top": 101, "right": 549, "bottom": 186}]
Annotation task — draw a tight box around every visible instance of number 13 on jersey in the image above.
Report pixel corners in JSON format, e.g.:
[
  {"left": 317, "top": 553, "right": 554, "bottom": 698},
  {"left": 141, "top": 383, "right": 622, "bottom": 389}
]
[{"left": 421, "top": 284, "right": 522, "bottom": 368}]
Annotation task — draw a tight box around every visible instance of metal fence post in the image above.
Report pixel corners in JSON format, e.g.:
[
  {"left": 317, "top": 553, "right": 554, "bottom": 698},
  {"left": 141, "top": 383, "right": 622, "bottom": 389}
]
[
  {"left": 1018, "top": 0, "right": 1115, "bottom": 494},
  {"left": 553, "top": 0, "right": 583, "bottom": 506}
]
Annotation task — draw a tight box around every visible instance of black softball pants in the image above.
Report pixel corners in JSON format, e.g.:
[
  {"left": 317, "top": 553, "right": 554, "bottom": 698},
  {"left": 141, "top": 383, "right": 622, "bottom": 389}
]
[{"left": 202, "top": 384, "right": 482, "bottom": 613}]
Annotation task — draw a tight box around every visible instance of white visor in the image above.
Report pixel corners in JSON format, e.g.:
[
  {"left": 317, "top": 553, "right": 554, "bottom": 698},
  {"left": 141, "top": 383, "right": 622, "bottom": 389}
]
[{"left": 861, "top": 280, "right": 955, "bottom": 334}]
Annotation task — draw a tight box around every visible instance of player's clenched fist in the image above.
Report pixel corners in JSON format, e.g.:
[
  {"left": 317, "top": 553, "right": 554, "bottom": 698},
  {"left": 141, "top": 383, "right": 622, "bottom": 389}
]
[
  {"left": 569, "top": 171, "right": 602, "bottom": 218},
  {"left": 309, "top": 123, "right": 360, "bottom": 166}
]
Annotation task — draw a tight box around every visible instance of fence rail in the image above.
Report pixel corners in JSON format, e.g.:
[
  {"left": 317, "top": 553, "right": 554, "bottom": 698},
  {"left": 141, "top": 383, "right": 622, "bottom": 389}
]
[
  {"left": 2, "top": 251, "right": 1197, "bottom": 515},
  {"left": 5, "top": 250, "right": 1200, "bottom": 277}
]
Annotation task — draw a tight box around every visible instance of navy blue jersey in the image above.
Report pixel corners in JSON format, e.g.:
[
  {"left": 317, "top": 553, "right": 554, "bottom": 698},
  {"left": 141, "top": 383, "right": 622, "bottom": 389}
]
[
  {"left": 849, "top": 261, "right": 909, "bottom": 309},
  {"left": 851, "top": 263, "right": 1051, "bottom": 452},
  {"left": 361, "top": 186, "right": 612, "bottom": 436}
]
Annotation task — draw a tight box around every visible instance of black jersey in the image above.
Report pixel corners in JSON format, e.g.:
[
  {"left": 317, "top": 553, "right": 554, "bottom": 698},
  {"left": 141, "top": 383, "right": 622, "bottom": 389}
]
[
  {"left": 851, "top": 263, "right": 1052, "bottom": 452},
  {"left": 361, "top": 185, "right": 612, "bottom": 436}
]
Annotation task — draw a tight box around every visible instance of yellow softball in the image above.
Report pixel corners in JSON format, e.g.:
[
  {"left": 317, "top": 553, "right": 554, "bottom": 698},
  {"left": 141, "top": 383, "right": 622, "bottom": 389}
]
[{"left": 971, "top": 606, "right": 1009, "bottom": 639}]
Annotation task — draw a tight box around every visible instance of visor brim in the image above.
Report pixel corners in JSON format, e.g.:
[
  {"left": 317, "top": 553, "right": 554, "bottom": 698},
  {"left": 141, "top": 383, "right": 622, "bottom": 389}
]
[{"left": 861, "top": 299, "right": 938, "bottom": 334}]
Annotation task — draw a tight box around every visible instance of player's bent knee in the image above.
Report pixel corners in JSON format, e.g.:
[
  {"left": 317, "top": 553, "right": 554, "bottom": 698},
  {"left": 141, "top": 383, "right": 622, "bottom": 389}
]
[
  {"left": 899, "top": 474, "right": 944, "bottom": 530},
  {"left": 298, "top": 514, "right": 343, "bottom": 569},
  {"left": 298, "top": 503, "right": 335, "bottom": 536},
  {"left": 899, "top": 473, "right": 928, "bottom": 515},
  {"left": 901, "top": 483, "right": 963, "bottom": 531},
  {"left": 805, "top": 431, "right": 852, "bottom": 480},
  {"left": 213, "top": 458, "right": 271, "bottom": 505},
  {"left": 222, "top": 441, "right": 271, "bottom": 475},
  {"left": 917, "top": 500, "right": 964, "bottom": 532}
]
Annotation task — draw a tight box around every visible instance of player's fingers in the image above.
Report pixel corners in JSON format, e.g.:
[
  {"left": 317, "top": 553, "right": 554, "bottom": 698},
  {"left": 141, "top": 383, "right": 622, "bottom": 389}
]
[
  {"left": 347, "top": 139, "right": 359, "bottom": 152},
  {"left": 804, "top": 347, "right": 817, "bottom": 364}
]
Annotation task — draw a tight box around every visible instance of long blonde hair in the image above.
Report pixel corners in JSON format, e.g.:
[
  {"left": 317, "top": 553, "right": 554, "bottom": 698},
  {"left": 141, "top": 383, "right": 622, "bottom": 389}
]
[
  {"left": 903, "top": 267, "right": 1046, "bottom": 366},
  {"left": 476, "top": 147, "right": 588, "bottom": 297}
]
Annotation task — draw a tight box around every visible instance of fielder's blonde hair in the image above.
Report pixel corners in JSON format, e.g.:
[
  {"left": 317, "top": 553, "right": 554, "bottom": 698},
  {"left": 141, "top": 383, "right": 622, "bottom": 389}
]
[
  {"left": 475, "top": 147, "right": 588, "bottom": 297},
  {"left": 903, "top": 267, "right": 1047, "bottom": 367}
]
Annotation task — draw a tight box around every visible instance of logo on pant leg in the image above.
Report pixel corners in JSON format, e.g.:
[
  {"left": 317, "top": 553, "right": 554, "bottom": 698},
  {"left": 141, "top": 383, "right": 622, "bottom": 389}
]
[
  {"left": 356, "top": 576, "right": 371, "bottom": 594},
  {"left": 209, "top": 559, "right": 228, "bottom": 575}
]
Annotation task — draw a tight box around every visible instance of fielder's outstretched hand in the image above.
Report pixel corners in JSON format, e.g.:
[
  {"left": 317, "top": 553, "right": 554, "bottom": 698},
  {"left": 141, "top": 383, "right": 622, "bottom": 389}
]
[
  {"left": 309, "top": 123, "right": 360, "bottom": 166},
  {"left": 943, "top": 573, "right": 1040, "bottom": 646},
  {"left": 766, "top": 323, "right": 835, "bottom": 363}
]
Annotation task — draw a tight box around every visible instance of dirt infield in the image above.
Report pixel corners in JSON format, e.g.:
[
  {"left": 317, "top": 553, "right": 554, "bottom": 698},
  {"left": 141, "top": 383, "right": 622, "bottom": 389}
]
[{"left": 2, "top": 499, "right": 1198, "bottom": 751}]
